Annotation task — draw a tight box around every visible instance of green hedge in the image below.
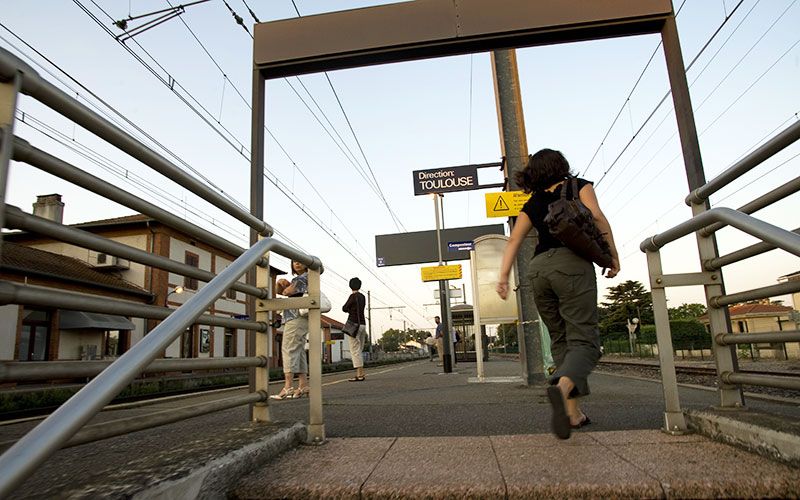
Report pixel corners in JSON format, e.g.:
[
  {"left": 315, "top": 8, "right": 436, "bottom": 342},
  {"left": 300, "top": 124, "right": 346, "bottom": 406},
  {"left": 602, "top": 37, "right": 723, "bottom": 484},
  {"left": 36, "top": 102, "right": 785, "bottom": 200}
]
[{"left": 637, "top": 320, "right": 709, "bottom": 349}]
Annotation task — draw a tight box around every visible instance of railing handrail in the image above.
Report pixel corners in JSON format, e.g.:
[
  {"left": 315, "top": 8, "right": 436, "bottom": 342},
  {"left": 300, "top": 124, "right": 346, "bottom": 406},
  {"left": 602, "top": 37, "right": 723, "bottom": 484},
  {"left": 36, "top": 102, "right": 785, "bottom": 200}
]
[
  {"left": 4, "top": 204, "right": 266, "bottom": 297},
  {"left": 0, "top": 356, "right": 268, "bottom": 381},
  {"left": 685, "top": 119, "right": 800, "bottom": 205},
  {"left": 0, "top": 47, "right": 273, "bottom": 238},
  {"left": 0, "top": 281, "right": 265, "bottom": 330},
  {"left": 640, "top": 207, "right": 800, "bottom": 256},
  {"left": 8, "top": 137, "right": 267, "bottom": 267},
  {"left": 0, "top": 237, "right": 321, "bottom": 497}
]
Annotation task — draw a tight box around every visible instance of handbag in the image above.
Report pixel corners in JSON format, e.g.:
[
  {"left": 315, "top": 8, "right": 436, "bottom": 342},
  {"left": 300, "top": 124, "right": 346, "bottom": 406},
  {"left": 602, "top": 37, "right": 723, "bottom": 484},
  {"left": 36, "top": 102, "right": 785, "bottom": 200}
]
[
  {"left": 299, "top": 291, "right": 332, "bottom": 317},
  {"left": 543, "top": 177, "right": 613, "bottom": 269},
  {"left": 342, "top": 320, "right": 360, "bottom": 337}
]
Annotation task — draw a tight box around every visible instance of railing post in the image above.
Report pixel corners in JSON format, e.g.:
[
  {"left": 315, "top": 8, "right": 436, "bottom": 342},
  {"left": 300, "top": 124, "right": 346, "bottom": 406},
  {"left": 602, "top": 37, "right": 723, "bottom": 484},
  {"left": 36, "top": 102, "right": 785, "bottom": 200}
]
[
  {"left": 306, "top": 268, "right": 325, "bottom": 443},
  {"left": 253, "top": 243, "right": 271, "bottom": 423},
  {"left": 646, "top": 250, "right": 687, "bottom": 434},
  {"left": 661, "top": 12, "right": 742, "bottom": 410},
  {"left": 0, "top": 71, "right": 22, "bottom": 262}
]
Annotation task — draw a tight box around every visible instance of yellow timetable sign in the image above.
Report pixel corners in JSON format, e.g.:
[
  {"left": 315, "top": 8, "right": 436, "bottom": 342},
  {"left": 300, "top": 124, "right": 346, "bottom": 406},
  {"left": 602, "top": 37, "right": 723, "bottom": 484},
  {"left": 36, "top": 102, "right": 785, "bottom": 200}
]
[
  {"left": 485, "top": 191, "right": 531, "bottom": 217},
  {"left": 421, "top": 264, "right": 462, "bottom": 282}
]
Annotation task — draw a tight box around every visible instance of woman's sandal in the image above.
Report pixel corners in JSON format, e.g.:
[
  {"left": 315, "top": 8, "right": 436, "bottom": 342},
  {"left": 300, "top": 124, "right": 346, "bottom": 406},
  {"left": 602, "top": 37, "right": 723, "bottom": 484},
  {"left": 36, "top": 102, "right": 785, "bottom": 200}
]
[
  {"left": 347, "top": 376, "right": 365, "bottom": 382},
  {"left": 571, "top": 415, "right": 592, "bottom": 429},
  {"left": 546, "top": 385, "right": 571, "bottom": 440},
  {"left": 270, "top": 387, "right": 294, "bottom": 400},
  {"left": 291, "top": 386, "right": 310, "bottom": 399}
]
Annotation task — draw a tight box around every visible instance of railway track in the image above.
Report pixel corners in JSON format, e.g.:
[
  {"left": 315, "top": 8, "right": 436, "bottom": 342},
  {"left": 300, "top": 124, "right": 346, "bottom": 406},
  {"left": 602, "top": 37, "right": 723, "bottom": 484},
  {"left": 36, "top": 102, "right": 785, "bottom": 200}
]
[{"left": 596, "top": 358, "right": 800, "bottom": 400}]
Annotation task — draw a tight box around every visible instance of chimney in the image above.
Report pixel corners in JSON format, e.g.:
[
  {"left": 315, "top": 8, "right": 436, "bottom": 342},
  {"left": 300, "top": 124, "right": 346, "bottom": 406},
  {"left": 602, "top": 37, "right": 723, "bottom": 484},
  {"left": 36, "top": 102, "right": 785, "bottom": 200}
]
[{"left": 33, "top": 194, "right": 64, "bottom": 223}]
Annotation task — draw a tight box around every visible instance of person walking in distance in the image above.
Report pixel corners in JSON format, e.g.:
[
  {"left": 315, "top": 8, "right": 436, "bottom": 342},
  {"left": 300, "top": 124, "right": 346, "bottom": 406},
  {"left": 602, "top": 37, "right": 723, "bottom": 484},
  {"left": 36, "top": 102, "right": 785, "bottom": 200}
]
[
  {"left": 271, "top": 260, "right": 311, "bottom": 400},
  {"left": 342, "top": 277, "right": 367, "bottom": 382},
  {"left": 496, "top": 148, "right": 620, "bottom": 439}
]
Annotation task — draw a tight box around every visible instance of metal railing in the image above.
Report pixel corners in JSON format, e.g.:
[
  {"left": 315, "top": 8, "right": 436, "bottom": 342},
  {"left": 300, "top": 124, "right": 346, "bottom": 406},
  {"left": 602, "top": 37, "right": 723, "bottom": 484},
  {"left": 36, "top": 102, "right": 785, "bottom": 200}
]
[
  {"left": 0, "top": 47, "right": 327, "bottom": 497},
  {"left": 640, "top": 119, "right": 800, "bottom": 433}
]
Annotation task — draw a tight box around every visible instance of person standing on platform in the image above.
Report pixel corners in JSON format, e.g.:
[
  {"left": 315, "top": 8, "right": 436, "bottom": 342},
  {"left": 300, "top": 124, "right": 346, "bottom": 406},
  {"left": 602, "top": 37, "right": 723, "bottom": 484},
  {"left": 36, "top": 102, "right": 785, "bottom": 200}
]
[
  {"left": 342, "top": 277, "right": 367, "bottom": 382},
  {"left": 433, "top": 316, "right": 444, "bottom": 365},
  {"left": 271, "top": 260, "right": 310, "bottom": 400},
  {"left": 496, "top": 148, "right": 620, "bottom": 439}
]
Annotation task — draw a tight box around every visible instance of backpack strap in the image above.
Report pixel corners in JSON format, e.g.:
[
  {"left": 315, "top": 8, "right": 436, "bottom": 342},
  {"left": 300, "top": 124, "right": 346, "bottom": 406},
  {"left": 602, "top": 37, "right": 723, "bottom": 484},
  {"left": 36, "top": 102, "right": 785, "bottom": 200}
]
[
  {"left": 560, "top": 176, "right": 578, "bottom": 200},
  {"left": 570, "top": 176, "right": 580, "bottom": 200}
]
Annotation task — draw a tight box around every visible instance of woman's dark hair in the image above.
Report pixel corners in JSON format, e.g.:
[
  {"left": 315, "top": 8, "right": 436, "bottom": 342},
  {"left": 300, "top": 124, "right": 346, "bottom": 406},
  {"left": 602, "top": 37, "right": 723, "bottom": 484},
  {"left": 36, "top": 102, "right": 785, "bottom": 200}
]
[
  {"left": 514, "top": 148, "right": 573, "bottom": 193},
  {"left": 349, "top": 277, "right": 362, "bottom": 290}
]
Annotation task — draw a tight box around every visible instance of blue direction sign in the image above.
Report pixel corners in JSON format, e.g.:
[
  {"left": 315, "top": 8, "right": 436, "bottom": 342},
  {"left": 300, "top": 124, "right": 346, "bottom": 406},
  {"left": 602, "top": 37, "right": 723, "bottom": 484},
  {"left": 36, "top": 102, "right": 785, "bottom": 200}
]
[{"left": 447, "top": 241, "right": 474, "bottom": 252}]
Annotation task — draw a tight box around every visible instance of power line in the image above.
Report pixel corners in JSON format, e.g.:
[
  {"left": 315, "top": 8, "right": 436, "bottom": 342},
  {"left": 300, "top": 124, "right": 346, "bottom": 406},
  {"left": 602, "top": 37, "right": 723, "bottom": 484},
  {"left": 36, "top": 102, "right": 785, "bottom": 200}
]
[
  {"left": 7, "top": 17, "right": 427, "bottom": 325},
  {"left": 585, "top": 0, "right": 745, "bottom": 186},
  {"left": 286, "top": 0, "right": 406, "bottom": 232}
]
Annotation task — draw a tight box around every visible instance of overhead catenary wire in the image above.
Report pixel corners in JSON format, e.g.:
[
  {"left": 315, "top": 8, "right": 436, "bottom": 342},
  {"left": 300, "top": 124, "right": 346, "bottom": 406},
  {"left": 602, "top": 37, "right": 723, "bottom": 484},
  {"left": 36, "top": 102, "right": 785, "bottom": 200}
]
[
  {"left": 584, "top": 0, "right": 745, "bottom": 186},
  {"left": 7, "top": 12, "right": 432, "bottom": 324},
  {"left": 98, "top": 0, "right": 424, "bottom": 323},
  {"left": 287, "top": 0, "right": 406, "bottom": 232},
  {"left": 602, "top": 3, "right": 799, "bottom": 215}
]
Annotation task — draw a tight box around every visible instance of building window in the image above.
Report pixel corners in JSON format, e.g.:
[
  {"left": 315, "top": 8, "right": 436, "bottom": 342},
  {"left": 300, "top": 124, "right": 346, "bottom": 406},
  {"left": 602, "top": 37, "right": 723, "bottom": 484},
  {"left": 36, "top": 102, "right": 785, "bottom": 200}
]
[
  {"left": 18, "top": 309, "right": 51, "bottom": 361},
  {"left": 184, "top": 252, "right": 199, "bottom": 290},
  {"left": 226, "top": 288, "right": 237, "bottom": 300}
]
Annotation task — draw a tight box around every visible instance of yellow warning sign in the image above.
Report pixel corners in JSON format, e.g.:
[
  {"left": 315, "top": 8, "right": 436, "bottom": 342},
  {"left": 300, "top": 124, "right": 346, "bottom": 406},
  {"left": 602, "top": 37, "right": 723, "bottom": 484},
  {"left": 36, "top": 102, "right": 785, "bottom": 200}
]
[
  {"left": 485, "top": 191, "right": 531, "bottom": 217},
  {"left": 421, "top": 264, "right": 462, "bottom": 282}
]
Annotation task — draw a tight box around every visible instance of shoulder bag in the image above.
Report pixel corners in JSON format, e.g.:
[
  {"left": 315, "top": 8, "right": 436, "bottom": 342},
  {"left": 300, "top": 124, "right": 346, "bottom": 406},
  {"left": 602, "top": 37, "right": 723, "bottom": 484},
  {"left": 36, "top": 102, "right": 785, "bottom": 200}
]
[{"left": 543, "top": 177, "right": 613, "bottom": 269}]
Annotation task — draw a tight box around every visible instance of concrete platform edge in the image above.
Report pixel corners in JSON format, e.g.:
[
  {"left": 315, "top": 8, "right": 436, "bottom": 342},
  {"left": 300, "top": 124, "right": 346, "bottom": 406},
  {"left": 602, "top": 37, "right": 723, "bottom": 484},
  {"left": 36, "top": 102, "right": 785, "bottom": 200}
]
[
  {"left": 132, "top": 422, "right": 307, "bottom": 500},
  {"left": 685, "top": 408, "right": 800, "bottom": 467}
]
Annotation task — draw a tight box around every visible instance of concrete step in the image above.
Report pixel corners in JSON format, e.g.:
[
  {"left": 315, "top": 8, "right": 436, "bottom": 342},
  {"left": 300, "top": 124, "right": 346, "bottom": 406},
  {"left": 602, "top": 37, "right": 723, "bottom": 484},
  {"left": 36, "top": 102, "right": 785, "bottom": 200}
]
[
  {"left": 686, "top": 407, "right": 800, "bottom": 467},
  {"left": 232, "top": 430, "right": 799, "bottom": 499}
]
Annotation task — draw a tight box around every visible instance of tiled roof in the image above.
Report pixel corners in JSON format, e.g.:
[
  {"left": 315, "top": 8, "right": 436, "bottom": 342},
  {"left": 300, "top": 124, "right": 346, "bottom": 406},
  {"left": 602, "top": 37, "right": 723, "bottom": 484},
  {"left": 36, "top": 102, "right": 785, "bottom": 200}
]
[
  {"left": 698, "top": 303, "right": 793, "bottom": 322},
  {"left": 726, "top": 303, "right": 792, "bottom": 317},
  {"left": 322, "top": 314, "right": 344, "bottom": 329},
  {"left": 72, "top": 214, "right": 154, "bottom": 228},
  {"left": 1, "top": 242, "right": 151, "bottom": 298}
]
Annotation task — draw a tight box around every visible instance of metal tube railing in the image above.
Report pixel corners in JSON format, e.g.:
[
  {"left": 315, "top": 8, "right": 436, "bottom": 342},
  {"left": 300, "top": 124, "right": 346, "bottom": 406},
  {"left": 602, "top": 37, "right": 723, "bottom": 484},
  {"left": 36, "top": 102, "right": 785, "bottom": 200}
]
[
  {"left": 716, "top": 331, "right": 800, "bottom": 345},
  {"left": 0, "top": 47, "right": 272, "bottom": 237},
  {"left": 64, "top": 392, "right": 266, "bottom": 449},
  {"left": 710, "top": 281, "right": 800, "bottom": 308},
  {"left": 685, "top": 120, "right": 800, "bottom": 205},
  {"left": 10, "top": 137, "right": 267, "bottom": 268},
  {"left": 699, "top": 176, "right": 800, "bottom": 237},
  {"left": 0, "top": 281, "right": 266, "bottom": 330},
  {"left": 0, "top": 237, "right": 322, "bottom": 497},
  {"left": 0, "top": 356, "right": 267, "bottom": 382},
  {"left": 640, "top": 207, "right": 800, "bottom": 256},
  {"left": 707, "top": 227, "right": 800, "bottom": 270},
  {"left": 3, "top": 205, "right": 266, "bottom": 297},
  {"left": 721, "top": 372, "right": 800, "bottom": 391}
]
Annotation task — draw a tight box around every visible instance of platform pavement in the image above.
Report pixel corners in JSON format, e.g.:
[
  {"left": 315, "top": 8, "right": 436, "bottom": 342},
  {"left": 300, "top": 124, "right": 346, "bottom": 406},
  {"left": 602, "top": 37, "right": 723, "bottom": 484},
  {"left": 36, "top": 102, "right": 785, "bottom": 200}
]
[{"left": 2, "top": 358, "right": 798, "bottom": 498}]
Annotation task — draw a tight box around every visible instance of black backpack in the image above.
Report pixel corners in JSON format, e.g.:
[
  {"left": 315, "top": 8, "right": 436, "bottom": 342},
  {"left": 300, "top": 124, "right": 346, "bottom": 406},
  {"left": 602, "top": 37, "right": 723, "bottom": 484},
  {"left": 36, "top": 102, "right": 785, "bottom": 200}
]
[{"left": 543, "top": 177, "right": 613, "bottom": 269}]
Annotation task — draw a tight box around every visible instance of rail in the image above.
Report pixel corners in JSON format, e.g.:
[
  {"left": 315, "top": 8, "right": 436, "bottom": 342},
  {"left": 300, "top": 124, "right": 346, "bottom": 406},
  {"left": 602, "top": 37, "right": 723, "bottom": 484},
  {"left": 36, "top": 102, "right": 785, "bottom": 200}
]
[
  {"left": 0, "top": 47, "right": 327, "bottom": 497},
  {"left": 640, "top": 118, "right": 800, "bottom": 433}
]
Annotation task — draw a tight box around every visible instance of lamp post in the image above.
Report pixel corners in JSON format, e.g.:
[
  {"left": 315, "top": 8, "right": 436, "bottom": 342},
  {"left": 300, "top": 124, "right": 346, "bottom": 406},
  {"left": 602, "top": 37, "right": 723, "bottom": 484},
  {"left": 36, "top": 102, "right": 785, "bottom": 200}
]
[
  {"left": 165, "top": 286, "right": 184, "bottom": 307},
  {"left": 627, "top": 317, "right": 639, "bottom": 355}
]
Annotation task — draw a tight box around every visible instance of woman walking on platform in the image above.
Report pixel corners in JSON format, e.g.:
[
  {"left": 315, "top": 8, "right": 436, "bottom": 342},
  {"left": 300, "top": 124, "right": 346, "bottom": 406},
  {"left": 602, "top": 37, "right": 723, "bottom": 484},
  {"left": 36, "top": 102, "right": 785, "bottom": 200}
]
[
  {"left": 271, "top": 260, "right": 310, "bottom": 400},
  {"left": 496, "top": 148, "right": 619, "bottom": 439}
]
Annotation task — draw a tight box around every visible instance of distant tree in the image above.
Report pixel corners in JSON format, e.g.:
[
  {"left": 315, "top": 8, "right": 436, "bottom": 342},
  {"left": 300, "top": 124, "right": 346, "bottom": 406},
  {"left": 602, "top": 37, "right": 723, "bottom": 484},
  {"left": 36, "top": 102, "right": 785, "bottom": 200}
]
[
  {"left": 496, "top": 323, "right": 518, "bottom": 349},
  {"left": 407, "top": 328, "right": 430, "bottom": 345},
  {"left": 600, "top": 280, "right": 654, "bottom": 332},
  {"left": 668, "top": 303, "right": 707, "bottom": 321},
  {"left": 377, "top": 328, "right": 409, "bottom": 352}
]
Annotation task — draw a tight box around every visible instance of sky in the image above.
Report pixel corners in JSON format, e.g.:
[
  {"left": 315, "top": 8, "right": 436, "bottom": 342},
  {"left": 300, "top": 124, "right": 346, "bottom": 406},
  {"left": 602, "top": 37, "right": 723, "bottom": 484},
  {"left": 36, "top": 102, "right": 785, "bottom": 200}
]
[{"left": 1, "top": 0, "right": 798, "bottom": 335}]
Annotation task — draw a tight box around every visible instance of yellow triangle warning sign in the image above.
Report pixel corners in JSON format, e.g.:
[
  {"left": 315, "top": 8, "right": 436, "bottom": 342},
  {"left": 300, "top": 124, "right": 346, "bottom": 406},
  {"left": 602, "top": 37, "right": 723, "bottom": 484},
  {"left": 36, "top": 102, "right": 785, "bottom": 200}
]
[
  {"left": 485, "top": 191, "right": 531, "bottom": 217},
  {"left": 493, "top": 196, "right": 510, "bottom": 211}
]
